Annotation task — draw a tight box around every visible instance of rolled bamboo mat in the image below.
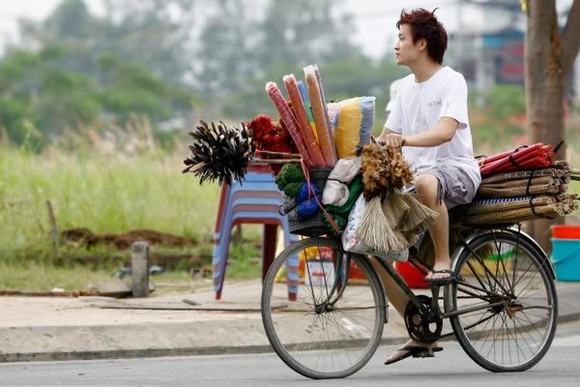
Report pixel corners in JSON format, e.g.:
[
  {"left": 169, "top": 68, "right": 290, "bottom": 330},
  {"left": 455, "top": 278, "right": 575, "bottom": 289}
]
[
  {"left": 481, "top": 168, "right": 566, "bottom": 184},
  {"left": 464, "top": 198, "right": 577, "bottom": 225},
  {"left": 481, "top": 176, "right": 558, "bottom": 189},
  {"left": 478, "top": 181, "right": 565, "bottom": 197},
  {"left": 465, "top": 195, "right": 556, "bottom": 216}
]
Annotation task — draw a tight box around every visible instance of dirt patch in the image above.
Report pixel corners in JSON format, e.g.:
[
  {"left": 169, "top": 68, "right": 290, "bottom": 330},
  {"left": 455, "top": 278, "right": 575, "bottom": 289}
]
[{"left": 61, "top": 228, "right": 198, "bottom": 249}]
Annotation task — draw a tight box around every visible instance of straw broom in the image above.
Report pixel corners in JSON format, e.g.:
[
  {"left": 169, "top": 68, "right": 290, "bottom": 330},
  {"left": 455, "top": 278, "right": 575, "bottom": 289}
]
[
  {"left": 358, "top": 196, "right": 407, "bottom": 252},
  {"left": 397, "top": 194, "right": 439, "bottom": 234}
]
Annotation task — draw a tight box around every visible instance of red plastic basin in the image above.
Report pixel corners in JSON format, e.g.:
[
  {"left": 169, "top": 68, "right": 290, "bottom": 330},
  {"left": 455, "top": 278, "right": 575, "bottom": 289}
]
[
  {"left": 394, "top": 261, "right": 430, "bottom": 289},
  {"left": 551, "top": 225, "right": 580, "bottom": 239}
]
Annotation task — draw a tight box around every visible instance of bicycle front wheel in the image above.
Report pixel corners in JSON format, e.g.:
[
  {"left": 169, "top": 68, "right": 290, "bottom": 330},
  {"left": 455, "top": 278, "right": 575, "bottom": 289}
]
[
  {"left": 448, "top": 229, "right": 558, "bottom": 372},
  {"left": 261, "top": 237, "right": 386, "bottom": 379}
]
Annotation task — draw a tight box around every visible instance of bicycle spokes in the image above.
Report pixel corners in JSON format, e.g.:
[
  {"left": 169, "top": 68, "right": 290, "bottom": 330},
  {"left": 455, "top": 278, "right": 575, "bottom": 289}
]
[
  {"left": 261, "top": 238, "right": 385, "bottom": 379},
  {"left": 450, "top": 231, "right": 557, "bottom": 371}
]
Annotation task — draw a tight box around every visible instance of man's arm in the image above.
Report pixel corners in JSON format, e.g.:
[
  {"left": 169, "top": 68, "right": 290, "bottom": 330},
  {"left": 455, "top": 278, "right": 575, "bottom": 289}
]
[{"left": 380, "top": 117, "right": 459, "bottom": 148}]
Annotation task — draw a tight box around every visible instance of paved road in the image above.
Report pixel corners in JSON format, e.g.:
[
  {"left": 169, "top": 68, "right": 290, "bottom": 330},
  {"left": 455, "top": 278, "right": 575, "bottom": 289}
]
[{"left": 2, "top": 323, "right": 580, "bottom": 387}]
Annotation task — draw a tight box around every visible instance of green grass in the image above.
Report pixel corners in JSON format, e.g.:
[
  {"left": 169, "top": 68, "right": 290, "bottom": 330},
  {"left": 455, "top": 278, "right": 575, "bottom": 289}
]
[
  {"left": 0, "top": 145, "right": 265, "bottom": 290},
  {"left": 0, "top": 241, "right": 261, "bottom": 292},
  {"left": 0, "top": 146, "right": 221, "bottom": 263},
  {"left": 0, "top": 261, "right": 113, "bottom": 292},
  {"left": 226, "top": 242, "right": 263, "bottom": 280}
]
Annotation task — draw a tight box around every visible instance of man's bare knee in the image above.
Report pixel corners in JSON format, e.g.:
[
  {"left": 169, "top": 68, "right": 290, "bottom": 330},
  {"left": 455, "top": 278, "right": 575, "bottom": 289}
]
[{"left": 415, "top": 175, "right": 439, "bottom": 206}]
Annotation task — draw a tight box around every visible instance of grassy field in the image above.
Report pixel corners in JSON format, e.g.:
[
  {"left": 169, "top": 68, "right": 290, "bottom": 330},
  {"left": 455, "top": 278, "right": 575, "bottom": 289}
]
[
  {"left": 0, "top": 145, "right": 265, "bottom": 291},
  {"left": 0, "top": 147, "right": 218, "bottom": 250}
]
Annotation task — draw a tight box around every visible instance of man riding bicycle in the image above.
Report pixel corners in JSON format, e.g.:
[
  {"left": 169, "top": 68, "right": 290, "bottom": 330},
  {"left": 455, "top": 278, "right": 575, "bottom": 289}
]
[{"left": 376, "top": 8, "right": 482, "bottom": 364}]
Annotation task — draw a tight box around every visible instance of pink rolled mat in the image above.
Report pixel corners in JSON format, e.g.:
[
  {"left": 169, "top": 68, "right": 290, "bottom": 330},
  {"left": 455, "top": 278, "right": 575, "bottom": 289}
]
[
  {"left": 265, "top": 81, "right": 313, "bottom": 167},
  {"left": 304, "top": 65, "right": 337, "bottom": 167},
  {"left": 283, "top": 74, "right": 325, "bottom": 167}
]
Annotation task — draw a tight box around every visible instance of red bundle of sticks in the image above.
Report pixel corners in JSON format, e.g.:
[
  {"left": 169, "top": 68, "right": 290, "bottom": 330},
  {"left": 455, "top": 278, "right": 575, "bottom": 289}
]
[{"left": 479, "top": 143, "right": 555, "bottom": 177}]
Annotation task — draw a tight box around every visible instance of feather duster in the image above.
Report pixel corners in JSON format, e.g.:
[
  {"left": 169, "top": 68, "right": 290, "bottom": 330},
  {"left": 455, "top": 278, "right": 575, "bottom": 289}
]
[
  {"left": 360, "top": 143, "right": 413, "bottom": 200},
  {"left": 182, "top": 120, "right": 254, "bottom": 185}
]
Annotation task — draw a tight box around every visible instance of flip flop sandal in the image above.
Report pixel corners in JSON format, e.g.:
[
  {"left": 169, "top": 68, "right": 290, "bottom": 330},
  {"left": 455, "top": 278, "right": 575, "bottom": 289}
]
[
  {"left": 425, "top": 269, "right": 458, "bottom": 286},
  {"left": 384, "top": 345, "right": 444, "bottom": 365}
]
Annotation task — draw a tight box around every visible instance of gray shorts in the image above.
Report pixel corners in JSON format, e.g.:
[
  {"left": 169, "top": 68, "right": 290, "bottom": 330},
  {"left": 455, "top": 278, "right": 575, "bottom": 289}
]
[{"left": 415, "top": 164, "right": 479, "bottom": 209}]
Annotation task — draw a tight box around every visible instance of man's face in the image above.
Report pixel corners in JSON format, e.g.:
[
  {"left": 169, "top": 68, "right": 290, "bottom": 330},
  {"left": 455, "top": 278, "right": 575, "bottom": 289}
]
[{"left": 394, "top": 24, "right": 421, "bottom": 66}]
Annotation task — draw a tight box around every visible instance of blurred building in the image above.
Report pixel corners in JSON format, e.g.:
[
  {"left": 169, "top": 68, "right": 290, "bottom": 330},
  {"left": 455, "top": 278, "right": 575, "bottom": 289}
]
[
  {"left": 444, "top": 0, "right": 578, "bottom": 107},
  {"left": 447, "top": 0, "right": 524, "bottom": 89}
]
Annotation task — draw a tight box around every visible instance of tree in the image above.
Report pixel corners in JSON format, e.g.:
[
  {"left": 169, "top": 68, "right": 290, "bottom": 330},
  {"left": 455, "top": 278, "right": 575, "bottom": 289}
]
[
  {"left": 524, "top": 0, "right": 580, "bottom": 251},
  {"left": 98, "top": 0, "right": 198, "bottom": 85},
  {"left": 17, "top": 0, "right": 198, "bottom": 86},
  {"left": 44, "top": 0, "right": 92, "bottom": 39},
  {"left": 195, "top": 0, "right": 369, "bottom": 119},
  {"left": 257, "top": 0, "right": 357, "bottom": 69},
  {"left": 0, "top": 46, "right": 193, "bottom": 147},
  {"left": 195, "top": 0, "right": 258, "bottom": 97}
]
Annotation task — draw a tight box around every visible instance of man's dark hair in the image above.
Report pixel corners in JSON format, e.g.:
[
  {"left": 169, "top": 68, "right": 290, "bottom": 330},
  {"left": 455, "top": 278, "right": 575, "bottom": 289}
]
[{"left": 397, "top": 8, "right": 448, "bottom": 64}]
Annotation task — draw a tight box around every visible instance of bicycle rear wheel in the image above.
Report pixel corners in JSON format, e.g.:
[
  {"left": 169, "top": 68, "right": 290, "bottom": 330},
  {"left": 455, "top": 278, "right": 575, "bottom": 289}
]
[
  {"left": 447, "top": 229, "right": 557, "bottom": 372},
  {"left": 261, "top": 237, "right": 386, "bottom": 379}
]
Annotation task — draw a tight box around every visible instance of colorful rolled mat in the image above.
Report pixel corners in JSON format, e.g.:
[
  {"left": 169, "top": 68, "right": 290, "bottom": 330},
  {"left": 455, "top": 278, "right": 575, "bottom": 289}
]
[
  {"left": 328, "top": 96, "right": 375, "bottom": 159},
  {"left": 265, "top": 81, "right": 313, "bottom": 167},
  {"left": 304, "top": 65, "right": 337, "bottom": 167},
  {"left": 283, "top": 74, "right": 325, "bottom": 166}
]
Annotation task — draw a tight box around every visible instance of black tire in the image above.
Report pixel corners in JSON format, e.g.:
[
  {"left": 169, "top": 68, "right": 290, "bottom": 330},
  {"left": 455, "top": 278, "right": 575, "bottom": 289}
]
[
  {"left": 261, "top": 237, "right": 386, "bottom": 379},
  {"left": 447, "top": 229, "right": 558, "bottom": 372}
]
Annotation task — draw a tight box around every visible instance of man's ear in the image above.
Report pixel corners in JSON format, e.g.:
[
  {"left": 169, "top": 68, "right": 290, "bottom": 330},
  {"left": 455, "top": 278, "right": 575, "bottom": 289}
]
[{"left": 416, "top": 38, "right": 427, "bottom": 52}]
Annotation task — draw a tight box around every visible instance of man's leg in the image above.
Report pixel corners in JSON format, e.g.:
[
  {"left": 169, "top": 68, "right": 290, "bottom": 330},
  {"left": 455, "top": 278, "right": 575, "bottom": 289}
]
[
  {"left": 368, "top": 256, "right": 408, "bottom": 315},
  {"left": 368, "top": 256, "right": 441, "bottom": 364},
  {"left": 414, "top": 174, "right": 452, "bottom": 281}
]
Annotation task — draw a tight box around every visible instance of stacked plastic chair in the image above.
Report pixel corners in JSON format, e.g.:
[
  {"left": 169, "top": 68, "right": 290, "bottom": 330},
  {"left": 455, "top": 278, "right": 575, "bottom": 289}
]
[{"left": 212, "top": 165, "right": 299, "bottom": 299}]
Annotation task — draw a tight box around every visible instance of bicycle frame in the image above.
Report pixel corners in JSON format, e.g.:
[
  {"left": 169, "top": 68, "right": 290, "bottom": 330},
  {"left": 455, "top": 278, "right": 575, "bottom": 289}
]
[{"left": 304, "top": 225, "right": 556, "bottom": 332}]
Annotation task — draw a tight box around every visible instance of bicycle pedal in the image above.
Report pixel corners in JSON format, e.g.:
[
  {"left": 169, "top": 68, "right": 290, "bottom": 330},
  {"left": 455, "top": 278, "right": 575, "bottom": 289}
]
[{"left": 412, "top": 350, "right": 435, "bottom": 358}]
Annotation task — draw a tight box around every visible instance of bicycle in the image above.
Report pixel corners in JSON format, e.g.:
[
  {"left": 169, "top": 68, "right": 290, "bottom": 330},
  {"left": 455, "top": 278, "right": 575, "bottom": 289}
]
[{"left": 260, "top": 220, "right": 558, "bottom": 379}]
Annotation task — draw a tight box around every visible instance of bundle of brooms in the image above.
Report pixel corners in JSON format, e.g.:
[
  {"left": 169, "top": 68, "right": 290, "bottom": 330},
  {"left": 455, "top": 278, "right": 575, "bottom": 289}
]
[
  {"left": 356, "top": 143, "right": 439, "bottom": 253},
  {"left": 464, "top": 157, "right": 578, "bottom": 225}
]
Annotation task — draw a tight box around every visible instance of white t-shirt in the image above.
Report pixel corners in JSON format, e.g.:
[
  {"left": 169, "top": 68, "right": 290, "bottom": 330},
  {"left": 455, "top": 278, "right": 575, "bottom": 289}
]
[{"left": 385, "top": 66, "right": 481, "bottom": 186}]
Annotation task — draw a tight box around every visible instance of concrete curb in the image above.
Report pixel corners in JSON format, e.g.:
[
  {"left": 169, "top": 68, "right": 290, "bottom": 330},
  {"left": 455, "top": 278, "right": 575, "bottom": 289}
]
[
  {"left": 0, "top": 337, "right": 420, "bottom": 363},
  {"left": 1, "top": 312, "right": 577, "bottom": 363},
  {"left": 0, "top": 346, "right": 274, "bottom": 363}
]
